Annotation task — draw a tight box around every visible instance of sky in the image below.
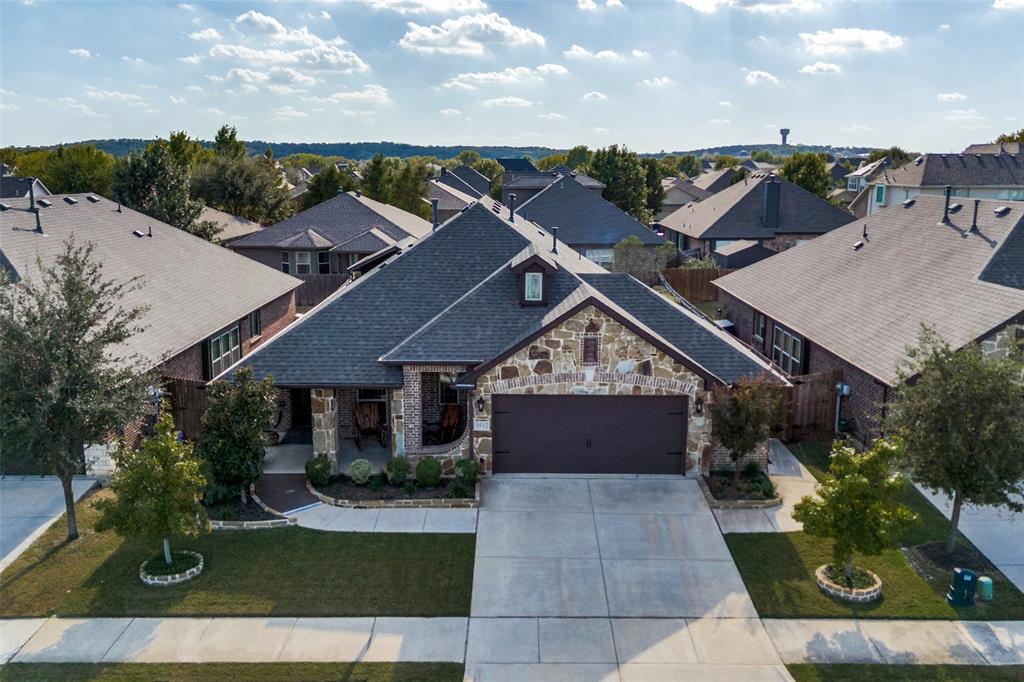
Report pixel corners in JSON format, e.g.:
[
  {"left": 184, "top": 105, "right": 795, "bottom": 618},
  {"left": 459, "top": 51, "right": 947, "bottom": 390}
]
[{"left": 1, "top": 0, "right": 1022, "bottom": 154}]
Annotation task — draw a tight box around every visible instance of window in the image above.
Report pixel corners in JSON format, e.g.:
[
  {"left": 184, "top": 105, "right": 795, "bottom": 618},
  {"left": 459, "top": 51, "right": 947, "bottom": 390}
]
[
  {"left": 209, "top": 327, "right": 241, "bottom": 377},
  {"left": 753, "top": 311, "right": 766, "bottom": 347},
  {"left": 874, "top": 185, "right": 885, "bottom": 204},
  {"left": 248, "top": 309, "right": 262, "bottom": 337},
  {"left": 347, "top": 252, "right": 361, "bottom": 268},
  {"left": 581, "top": 335, "right": 600, "bottom": 366},
  {"left": 357, "top": 388, "right": 386, "bottom": 402},
  {"left": 318, "top": 251, "right": 331, "bottom": 274},
  {"left": 846, "top": 178, "right": 859, "bottom": 192},
  {"left": 524, "top": 272, "right": 543, "bottom": 302},
  {"left": 295, "top": 252, "right": 312, "bottom": 275},
  {"left": 438, "top": 372, "right": 459, "bottom": 404},
  {"left": 771, "top": 324, "right": 804, "bottom": 375},
  {"left": 583, "top": 248, "right": 614, "bottom": 269},
  {"left": 280, "top": 251, "right": 290, "bottom": 274}
]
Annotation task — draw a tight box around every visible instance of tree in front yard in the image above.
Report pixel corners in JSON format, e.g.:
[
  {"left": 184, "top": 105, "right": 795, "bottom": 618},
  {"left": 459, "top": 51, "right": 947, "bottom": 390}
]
[
  {"left": 612, "top": 236, "right": 676, "bottom": 284},
  {"left": 888, "top": 326, "right": 1024, "bottom": 553},
  {"left": 793, "top": 439, "right": 918, "bottom": 583},
  {"left": 198, "top": 366, "right": 276, "bottom": 504},
  {"left": 0, "top": 240, "right": 153, "bottom": 541},
  {"left": 710, "top": 374, "right": 779, "bottom": 487},
  {"left": 96, "top": 402, "right": 208, "bottom": 566}
]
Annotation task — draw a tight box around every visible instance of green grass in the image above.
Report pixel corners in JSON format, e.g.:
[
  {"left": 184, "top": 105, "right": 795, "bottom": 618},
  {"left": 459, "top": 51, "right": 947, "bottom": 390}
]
[
  {"left": 787, "top": 664, "right": 1024, "bottom": 682},
  {"left": 0, "top": 663, "right": 464, "bottom": 682},
  {"left": 0, "top": 489, "right": 474, "bottom": 618},
  {"left": 725, "top": 439, "right": 1024, "bottom": 620}
]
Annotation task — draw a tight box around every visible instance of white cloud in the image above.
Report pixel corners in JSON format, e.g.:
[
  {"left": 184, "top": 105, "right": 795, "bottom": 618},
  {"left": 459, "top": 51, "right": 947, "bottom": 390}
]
[
  {"left": 578, "top": 0, "right": 624, "bottom": 9},
  {"left": 178, "top": 3, "right": 196, "bottom": 10},
  {"left": 351, "top": 0, "right": 487, "bottom": 14},
  {"left": 992, "top": 0, "right": 1024, "bottom": 9},
  {"left": 266, "top": 84, "right": 309, "bottom": 95},
  {"left": 946, "top": 108, "right": 988, "bottom": 128},
  {"left": 274, "top": 105, "right": 308, "bottom": 120},
  {"left": 225, "top": 68, "right": 270, "bottom": 83},
  {"left": 303, "top": 84, "right": 392, "bottom": 105},
  {"left": 841, "top": 124, "right": 874, "bottom": 132},
  {"left": 535, "top": 63, "right": 568, "bottom": 75},
  {"left": 592, "top": 126, "right": 610, "bottom": 133},
  {"left": 482, "top": 95, "right": 534, "bottom": 107},
  {"left": 708, "top": 118, "right": 730, "bottom": 124},
  {"left": 169, "top": 95, "right": 187, "bottom": 104},
  {"left": 441, "top": 64, "right": 564, "bottom": 90},
  {"left": 84, "top": 86, "right": 146, "bottom": 106},
  {"left": 939, "top": 23, "right": 950, "bottom": 29},
  {"left": 188, "top": 27, "right": 222, "bottom": 40},
  {"left": 121, "top": 55, "right": 145, "bottom": 64},
  {"left": 937, "top": 92, "right": 968, "bottom": 102},
  {"left": 799, "top": 61, "right": 841, "bottom": 75},
  {"left": 187, "top": 85, "right": 203, "bottom": 92},
  {"left": 582, "top": 90, "right": 608, "bottom": 101},
  {"left": 440, "top": 107, "right": 462, "bottom": 115},
  {"left": 321, "top": 10, "right": 332, "bottom": 19},
  {"left": 799, "top": 28, "right": 904, "bottom": 55},
  {"left": 271, "top": 67, "right": 317, "bottom": 85},
  {"left": 539, "top": 112, "right": 566, "bottom": 120},
  {"left": 744, "top": 69, "right": 779, "bottom": 85},
  {"left": 565, "top": 44, "right": 621, "bottom": 61},
  {"left": 58, "top": 97, "right": 101, "bottom": 116},
  {"left": 677, "top": 0, "right": 820, "bottom": 12},
  {"left": 234, "top": 10, "right": 286, "bottom": 35},
  {"left": 178, "top": 54, "right": 203, "bottom": 64},
  {"left": 204, "top": 107, "right": 225, "bottom": 115},
  {"left": 631, "top": 49, "right": 650, "bottom": 58},
  {"left": 240, "top": 84, "right": 259, "bottom": 93},
  {"left": 0, "top": 103, "right": 18, "bottom": 112},
  {"left": 639, "top": 76, "right": 673, "bottom": 87},
  {"left": 69, "top": 48, "right": 91, "bottom": 58},
  {"left": 399, "top": 13, "right": 544, "bottom": 55},
  {"left": 718, "top": 100, "right": 732, "bottom": 107}
]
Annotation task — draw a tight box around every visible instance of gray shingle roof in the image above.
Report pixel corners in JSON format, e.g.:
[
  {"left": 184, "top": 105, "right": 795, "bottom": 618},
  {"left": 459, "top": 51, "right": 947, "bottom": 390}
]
[
  {"left": 200, "top": 206, "right": 261, "bottom": 244},
  {"left": 963, "top": 142, "right": 1022, "bottom": 155},
  {"left": 0, "top": 176, "right": 50, "bottom": 200},
  {"left": 231, "top": 191, "right": 429, "bottom": 250},
  {"left": 497, "top": 158, "right": 538, "bottom": 173},
  {"left": 449, "top": 165, "right": 492, "bottom": 197},
  {"left": 657, "top": 173, "right": 853, "bottom": 240},
  {"left": 0, "top": 194, "right": 300, "bottom": 370},
  {"left": 662, "top": 177, "right": 713, "bottom": 201},
  {"left": 690, "top": 168, "right": 736, "bottom": 193},
  {"left": 502, "top": 168, "right": 604, "bottom": 191},
  {"left": 515, "top": 175, "right": 665, "bottom": 247},
  {"left": 437, "top": 169, "right": 484, "bottom": 199},
  {"left": 427, "top": 179, "right": 477, "bottom": 212},
  {"left": 877, "top": 153, "right": 1024, "bottom": 188},
  {"left": 714, "top": 195, "right": 1024, "bottom": 385}
]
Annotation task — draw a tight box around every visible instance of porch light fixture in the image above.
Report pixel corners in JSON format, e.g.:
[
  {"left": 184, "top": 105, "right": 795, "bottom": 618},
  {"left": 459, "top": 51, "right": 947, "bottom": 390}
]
[
  {"left": 475, "top": 395, "right": 486, "bottom": 414},
  {"left": 694, "top": 396, "right": 704, "bottom": 416}
]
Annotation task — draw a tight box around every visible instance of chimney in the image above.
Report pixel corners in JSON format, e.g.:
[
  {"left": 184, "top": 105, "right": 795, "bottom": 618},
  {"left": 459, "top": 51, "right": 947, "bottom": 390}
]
[
  {"left": 970, "top": 199, "right": 980, "bottom": 232},
  {"left": 762, "top": 177, "right": 780, "bottom": 231},
  {"left": 508, "top": 193, "right": 517, "bottom": 221},
  {"left": 551, "top": 226, "right": 559, "bottom": 255},
  {"left": 430, "top": 198, "right": 439, "bottom": 231},
  {"left": 942, "top": 185, "right": 952, "bottom": 223}
]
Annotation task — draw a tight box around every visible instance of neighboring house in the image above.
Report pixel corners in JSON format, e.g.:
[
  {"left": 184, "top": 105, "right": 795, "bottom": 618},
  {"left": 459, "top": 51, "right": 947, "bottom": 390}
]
[
  {"left": 426, "top": 178, "right": 478, "bottom": 223},
  {"left": 447, "top": 164, "right": 492, "bottom": 197},
  {"left": 225, "top": 197, "right": 781, "bottom": 477},
  {"left": 963, "top": 141, "right": 1021, "bottom": 155},
  {"left": 712, "top": 240, "right": 775, "bottom": 269},
  {"left": 501, "top": 164, "right": 605, "bottom": 205},
  {"left": 656, "top": 173, "right": 853, "bottom": 256},
  {"left": 0, "top": 192, "right": 301, "bottom": 465},
  {"left": 0, "top": 176, "right": 51, "bottom": 200},
  {"left": 690, "top": 168, "right": 736, "bottom": 195},
  {"left": 496, "top": 157, "right": 538, "bottom": 173},
  {"left": 335, "top": 162, "right": 364, "bottom": 182},
  {"left": 200, "top": 206, "right": 261, "bottom": 246},
  {"left": 514, "top": 174, "right": 666, "bottom": 269},
  {"left": 851, "top": 151, "right": 1024, "bottom": 217},
  {"left": 715, "top": 195, "right": 1024, "bottom": 446},
  {"left": 843, "top": 157, "right": 887, "bottom": 194},
  {"left": 826, "top": 162, "right": 848, "bottom": 187},
  {"left": 657, "top": 177, "right": 713, "bottom": 221},
  {"left": 229, "top": 191, "right": 431, "bottom": 305},
  {"left": 289, "top": 182, "right": 309, "bottom": 207},
  {"left": 436, "top": 166, "right": 484, "bottom": 200}
]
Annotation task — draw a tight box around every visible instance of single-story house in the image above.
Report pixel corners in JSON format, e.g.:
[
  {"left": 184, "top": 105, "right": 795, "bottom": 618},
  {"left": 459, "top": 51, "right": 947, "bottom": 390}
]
[
  {"left": 657, "top": 177, "right": 713, "bottom": 221},
  {"left": 656, "top": 173, "right": 853, "bottom": 256},
  {"left": 1, "top": 176, "right": 51, "bottom": 200},
  {"left": 513, "top": 174, "right": 667, "bottom": 269},
  {"left": 224, "top": 197, "right": 781, "bottom": 477},
  {"left": 714, "top": 195, "right": 1024, "bottom": 445},
  {"left": 501, "top": 165, "right": 605, "bottom": 205},
  {"left": 0, "top": 192, "right": 301, "bottom": 467},
  {"left": 200, "top": 206, "right": 261, "bottom": 245}
]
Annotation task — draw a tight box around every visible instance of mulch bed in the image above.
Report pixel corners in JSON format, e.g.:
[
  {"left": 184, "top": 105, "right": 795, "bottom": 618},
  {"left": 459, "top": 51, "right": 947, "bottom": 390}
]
[
  {"left": 904, "top": 540, "right": 1002, "bottom": 585},
  {"left": 824, "top": 564, "right": 877, "bottom": 590},
  {"left": 142, "top": 551, "right": 201, "bottom": 576},
  {"left": 703, "top": 470, "right": 778, "bottom": 502},
  {"left": 204, "top": 498, "right": 278, "bottom": 522},
  {"left": 315, "top": 475, "right": 472, "bottom": 501}
]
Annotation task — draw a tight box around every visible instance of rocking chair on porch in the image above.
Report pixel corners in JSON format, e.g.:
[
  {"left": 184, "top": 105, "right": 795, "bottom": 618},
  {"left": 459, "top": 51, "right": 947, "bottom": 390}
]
[
  {"left": 425, "top": 404, "right": 460, "bottom": 445},
  {"left": 354, "top": 403, "right": 383, "bottom": 451}
]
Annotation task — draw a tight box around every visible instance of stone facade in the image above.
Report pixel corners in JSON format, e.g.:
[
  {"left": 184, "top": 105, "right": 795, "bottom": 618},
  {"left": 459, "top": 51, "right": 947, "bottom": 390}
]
[
  {"left": 398, "top": 364, "right": 472, "bottom": 475},
  {"left": 468, "top": 305, "right": 766, "bottom": 476},
  {"left": 981, "top": 321, "right": 1023, "bottom": 360},
  {"left": 311, "top": 388, "right": 338, "bottom": 471}
]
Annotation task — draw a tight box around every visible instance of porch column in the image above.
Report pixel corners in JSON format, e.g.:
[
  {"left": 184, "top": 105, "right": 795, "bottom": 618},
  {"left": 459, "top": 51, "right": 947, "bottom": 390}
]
[
  {"left": 311, "top": 388, "right": 338, "bottom": 471},
  {"left": 401, "top": 367, "right": 423, "bottom": 451}
]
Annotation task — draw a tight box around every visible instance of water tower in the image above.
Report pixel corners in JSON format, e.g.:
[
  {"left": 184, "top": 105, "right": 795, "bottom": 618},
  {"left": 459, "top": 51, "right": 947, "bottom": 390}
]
[{"left": 780, "top": 128, "right": 790, "bottom": 145}]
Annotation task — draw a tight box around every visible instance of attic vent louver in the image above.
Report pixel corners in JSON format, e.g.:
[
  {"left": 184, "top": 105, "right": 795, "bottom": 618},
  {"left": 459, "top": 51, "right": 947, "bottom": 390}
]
[
  {"left": 0, "top": 202, "right": 10, "bottom": 211},
  {"left": 994, "top": 206, "right": 1011, "bottom": 217},
  {"left": 87, "top": 195, "right": 100, "bottom": 203},
  {"left": 64, "top": 197, "right": 78, "bottom": 205},
  {"left": 852, "top": 240, "right": 864, "bottom": 251},
  {"left": 901, "top": 198, "right": 915, "bottom": 208},
  {"left": 132, "top": 229, "right": 145, "bottom": 238},
  {"left": 37, "top": 198, "right": 52, "bottom": 208}
]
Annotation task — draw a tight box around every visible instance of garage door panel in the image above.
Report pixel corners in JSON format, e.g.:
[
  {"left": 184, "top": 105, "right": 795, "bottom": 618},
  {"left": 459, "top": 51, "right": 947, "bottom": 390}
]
[{"left": 492, "top": 395, "right": 687, "bottom": 474}]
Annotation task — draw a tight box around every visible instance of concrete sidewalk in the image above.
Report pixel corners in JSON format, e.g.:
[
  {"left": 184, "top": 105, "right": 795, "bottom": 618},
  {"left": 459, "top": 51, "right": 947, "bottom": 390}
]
[{"left": 293, "top": 504, "right": 478, "bottom": 533}]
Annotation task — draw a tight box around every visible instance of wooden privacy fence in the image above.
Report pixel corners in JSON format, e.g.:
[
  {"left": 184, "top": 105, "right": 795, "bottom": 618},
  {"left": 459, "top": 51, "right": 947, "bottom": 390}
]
[
  {"left": 294, "top": 273, "right": 351, "bottom": 307},
  {"left": 781, "top": 369, "right": 842, "bottom": 439},
  {"left": 166, "top": 378, "right": 208, "bottom": 441},
  {"left": 661, "top": 268, "right": 736, "bottom": 302}
]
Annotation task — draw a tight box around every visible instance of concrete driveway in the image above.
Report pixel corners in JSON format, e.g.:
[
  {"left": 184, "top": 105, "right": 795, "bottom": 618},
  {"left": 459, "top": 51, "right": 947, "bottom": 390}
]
[{"left": 0, "top": 477, "right": 97, "bottom": 571}]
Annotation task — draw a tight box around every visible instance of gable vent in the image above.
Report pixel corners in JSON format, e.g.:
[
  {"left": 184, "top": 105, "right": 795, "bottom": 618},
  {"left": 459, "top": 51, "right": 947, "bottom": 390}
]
[
  {"left": 64, "top": 197, "right": 78, "bottom": 205},
  {"left": 994, "top": 206, "right": 1011, "bottom": 217},
  {"left": 37, "top": 198, "right": 52, "bottom": 208},
  {"left": 87, "top": 195, "right": 100, "bottom": 203}
]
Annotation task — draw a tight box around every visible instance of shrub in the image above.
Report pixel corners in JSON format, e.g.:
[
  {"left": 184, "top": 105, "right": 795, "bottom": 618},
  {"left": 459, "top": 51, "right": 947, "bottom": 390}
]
[
  {"left": 447, "top": 479, "right": 470, "bottom": 499},
  {"left": 369, "top": 476, "right": 384, "bottom": 492},
  {"left": 743, "top": 460, "right": 763, "bottom": 478},
  {"left": 349, "top": 458, "right": 372, "bottom": 485},
  {"left": 454, "top": 459, "right": 478, "bottom": 483},
  {"left": 305, "top": 456, "right": 331, "bottom": 488},
  {"left": 402, "top": 481, "right": 416, "bottom": 497},
  {"left": 415, "top": 458, "right": 442, "bottom": 488},
  {"left": 386, "top": 457, "right": 410, "bottom": 485}
]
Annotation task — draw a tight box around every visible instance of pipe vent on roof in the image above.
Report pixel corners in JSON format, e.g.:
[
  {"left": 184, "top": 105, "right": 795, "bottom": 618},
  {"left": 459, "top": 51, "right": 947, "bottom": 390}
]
[
  {"left": 64, "top": 197, "right": 78, "bottom": 205},
  {"left": 994, "top": 206, "right": 1011, "bottom": 217}
]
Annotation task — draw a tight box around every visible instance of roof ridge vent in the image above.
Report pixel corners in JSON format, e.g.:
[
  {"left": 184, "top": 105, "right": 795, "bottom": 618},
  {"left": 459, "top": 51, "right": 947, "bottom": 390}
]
[
  {"left": 901, "top": 198, "right": 915, "bottom": 208},
  {"left": 0, "top": 202, "right": 10, "bottom": 211},
  {"left": 993, "top": 205, "right": 1011, "bottom": 217},
  {"left": 87, "top": 195, "right": 100, "bottom": 203},
  {"left": 64, "top": 197, "right": 78, "bottom": 205},
  {"left": 37, "top": 198, "right": 52, "bottom": 208}
]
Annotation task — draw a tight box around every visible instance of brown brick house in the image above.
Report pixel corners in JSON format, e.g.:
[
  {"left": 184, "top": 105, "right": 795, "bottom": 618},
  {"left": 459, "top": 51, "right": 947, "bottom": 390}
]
[
  {"left": 714, "top": 195, "right": 1024, "bottom": 445},
  {"left": 226, "top": 197, "right": 782, "bottom": 477},
  {"left": 0, "top": 193, "right": 301, "bottom": 470}
]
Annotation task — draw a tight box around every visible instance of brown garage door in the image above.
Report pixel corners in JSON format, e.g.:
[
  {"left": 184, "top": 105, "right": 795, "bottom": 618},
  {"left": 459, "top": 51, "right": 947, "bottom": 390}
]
[{"left": 491, "top": 394, "right": 688, "bottom": 474}]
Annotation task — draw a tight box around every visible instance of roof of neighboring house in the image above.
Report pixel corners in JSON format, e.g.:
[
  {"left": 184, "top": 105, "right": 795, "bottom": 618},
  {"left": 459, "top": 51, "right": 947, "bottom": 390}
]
[
  {"left": 0, "top": 194, "right": 300, "bottom": 371},
  {"left": 0, "top": 176, "right": 51, "bottom": 199},
  {"left": 826, "top": 162, "right": 848, "bottom": 180},
  {"left": 711, "top": 239, "right": 775, "bottom": 269},
  {"left": 876, "top": 153, "right": 1024, "bottom": 187},
  {"left": 288, "top": 182, "right": 308, "bottom": 200},
  {"left": 231, "top": 191, "right": 430, "bottom": 252},
  {"left": 497, "top": 158, "right": 539, "bottom": 173},
  {"left": 515, "top": 175, "right": 665, "bottom": 247},
  {"left": 427, "top": 179, "right": 477, "bottom": 213},
  {"left": 502, "top": 166, "right": 605, "bottom": 191},
  {"left": 661, "top": 177, "right": 713, "bottom": 202},
  {"left": 449, "top": 165, "right": 492, "bottom": 196},
  {"left": 657, "top": 173, "right": 853, "bottom": 240},
  {"left": 846, "top": 157, "right": 886, "bottom": 179},
  {"left": 714, "top": 195, "right": 1024, "bottom": 386},
  {"left": 200, "top": 206, "right": 261, "bottom": 244},
  {"left": 436, "top": 168, "right": 484, "bottom": 199},
  {"left": 228, "top": 197, "right": 776, "bottom": 388},
  {"left": 690, "top": 168, "right": 736, "bottom": 194},
  {"left": 714, "top": 239, "right": 761, "bottom": 256},
  {"left": 963, "top": 142, "right": 1022, "bottom": 155}
]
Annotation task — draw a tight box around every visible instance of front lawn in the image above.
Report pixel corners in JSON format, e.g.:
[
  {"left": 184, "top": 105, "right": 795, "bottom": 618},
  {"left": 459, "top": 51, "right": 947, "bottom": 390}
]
[
  {"left": 725, "top": 439, "right": 1024, "bottom": 619},
  {"left": 0, "top": 663, "right": 464, "bottom": 682},
  {"left": 0, "top": 489, "right": 474, "bottom": 618},
  {"left": 787, "top": 664, "right": 1024, "bottom": 682}
]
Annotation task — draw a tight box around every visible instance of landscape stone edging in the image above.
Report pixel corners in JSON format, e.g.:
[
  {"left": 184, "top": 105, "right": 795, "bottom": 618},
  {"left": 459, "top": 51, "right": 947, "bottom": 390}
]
[
  {"left": 306, "top": 479, "right": 481, "bottom": 509},
  {"left": 139, "top": 551, "right": 204, "bottom": 586},
  {"left": 815, "top": 564, "right": 883, "bottom": 603},
  {"left": 209, "top": 483, "right": 299, "bottom": 531},
  {"left": 697, "top": 474, "right": 784, "bottom": 509}
]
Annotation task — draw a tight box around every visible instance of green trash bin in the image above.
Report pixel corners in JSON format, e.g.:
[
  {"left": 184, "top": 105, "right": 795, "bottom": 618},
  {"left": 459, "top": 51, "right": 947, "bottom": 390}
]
[{"left": 978, "top": 576, "right": 993, "bottom": 602}]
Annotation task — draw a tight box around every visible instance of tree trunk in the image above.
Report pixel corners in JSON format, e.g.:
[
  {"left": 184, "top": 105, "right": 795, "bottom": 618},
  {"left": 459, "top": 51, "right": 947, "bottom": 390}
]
[
  {"left": 163, "top": 538, "right": 172, "bottom": 565},
  {"left": 946, "top": 492, "right": 963, "bottom": 554},
  {"left": 240, "top": 486, "right": 248, "bottom": 505},
  {"left": 59, "top": 472, "right": 79, "bottom": 541},
  {"left": 732, "top": 456, "right": 741, "bottom": 490},
  {"left": 844, "top": 555, "right": 854, "bottom": 584}
]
